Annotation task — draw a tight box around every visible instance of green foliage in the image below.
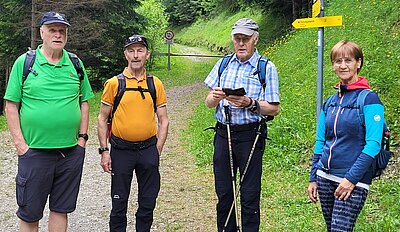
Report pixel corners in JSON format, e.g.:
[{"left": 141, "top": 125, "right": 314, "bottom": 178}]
[
  {"left": 163, "top": 0, "right": 216, "bottom": 25},
  {"left": 88, "top": 91, "right": 102, "bottom": 122},
  {"left": 182, "top": 0, "right": 400, "bottom": 230},
  {"left": 0, "top": 0, "right": 145, "bottom": 95},
  {"left": 149, "top": 44, "right": 218, "bottom": 88},
  {"left": 136, "top": 0, "right": 170, "bottom": 68},
  {"left": 175, "top": 9, "right": 290, "bottom": 54},
  {"left": 0, "top": 115, "right": 7, "bottom": 131},
  {"left": 135, "top": 0, "right": 169, "bottom": 51},
  {"left": 184, "top": 102, "right": 215, "bottom": 166}
]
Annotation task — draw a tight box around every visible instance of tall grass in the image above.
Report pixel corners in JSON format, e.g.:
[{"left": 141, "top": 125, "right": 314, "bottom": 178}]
[
  {"left": 176, "top": 9, "right": 290, "bottom": 53},
  {"left": 181, "top": 0, "right": 400, "bottom": 230},
  {"left": 150, "top": 44, "right": 219, "bottom": 88},
  {"left": 0, "top": 114, "right": 6, "bottom": 131}
]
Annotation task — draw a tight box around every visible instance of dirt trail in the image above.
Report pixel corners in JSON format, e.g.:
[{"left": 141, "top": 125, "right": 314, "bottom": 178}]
[{"left": 0, "top": 82, "right": 216, "bottom": 232}]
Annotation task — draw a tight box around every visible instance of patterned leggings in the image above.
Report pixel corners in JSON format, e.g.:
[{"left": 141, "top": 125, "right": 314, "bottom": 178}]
[{"left": 317, "top": 176, "right": 368, "bottom": 232}]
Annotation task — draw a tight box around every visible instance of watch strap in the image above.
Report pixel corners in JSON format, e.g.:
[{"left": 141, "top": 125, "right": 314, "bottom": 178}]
[
  {"left": 98, "top": 147, "right": 109, "bottom": 154},
  {"left": 78, "top": 133, "right": 89, "bottom": 141}
]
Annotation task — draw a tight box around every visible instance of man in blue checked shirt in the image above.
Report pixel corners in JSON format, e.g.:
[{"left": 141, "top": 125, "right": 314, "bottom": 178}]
[{"left": 204, "top": 18, "right": 280, "bottom": 232}]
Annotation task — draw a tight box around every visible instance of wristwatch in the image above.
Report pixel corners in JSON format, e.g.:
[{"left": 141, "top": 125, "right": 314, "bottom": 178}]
[
  {"left": 98, "top": 147, "right": 109, "bottom": 154},
  {"left": 249, "top": 100, "right": 260, "bottom": 114},
  {"left": 78, "top": 133, "right": 89, "bottom": 141}
]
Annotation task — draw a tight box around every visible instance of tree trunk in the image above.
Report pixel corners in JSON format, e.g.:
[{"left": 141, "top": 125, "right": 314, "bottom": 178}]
[{"left": 31, "top": 0, "right": 37, "bottom": 49}]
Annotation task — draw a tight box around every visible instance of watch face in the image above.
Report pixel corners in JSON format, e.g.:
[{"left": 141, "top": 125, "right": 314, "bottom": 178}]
[{"left": 250, "top": 105, "right": 258, "bottom": 113}]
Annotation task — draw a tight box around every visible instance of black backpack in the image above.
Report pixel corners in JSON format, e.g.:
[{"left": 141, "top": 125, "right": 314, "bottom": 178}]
[
  {"left": 323, "top": 89, "right": 392, "bottom": 178},
  {"left": 218, "top": 54, "right": 274, "bottom": 122},
  {"left": 107, "top": 73, "right": 157, "bottom": 137},
  {"left": 22, "top": 49, "right": 84, "bottom": 84},
  {"left": 218, "top": 54, "right": 270, "bottom": 90}
]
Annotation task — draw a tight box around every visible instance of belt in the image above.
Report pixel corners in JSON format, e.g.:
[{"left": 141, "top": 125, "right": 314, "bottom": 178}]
[
  {"left": 216, "top": 122, "right": 259, "bottom": 132},
  {"left": 110, "top": 134, "right": 157, "bottom": 150}
]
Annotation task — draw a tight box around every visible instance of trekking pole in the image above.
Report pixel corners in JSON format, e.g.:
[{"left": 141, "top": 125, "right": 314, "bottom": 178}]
[
  {"left": 223, "top": 123, "right": 262, "bottom": 231},
  {"left": 223, "top": 105, "right": 240, "bottom": 232}
]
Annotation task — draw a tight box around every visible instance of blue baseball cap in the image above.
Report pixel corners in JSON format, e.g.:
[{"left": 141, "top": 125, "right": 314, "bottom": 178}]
[{"left": 40, "top": 12, "right": 71, "bottom": 27}]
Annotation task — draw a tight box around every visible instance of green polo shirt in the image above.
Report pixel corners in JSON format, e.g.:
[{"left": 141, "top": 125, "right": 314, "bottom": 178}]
[{"left": 4, "top": 45, "right": 94, "bottom": 148}]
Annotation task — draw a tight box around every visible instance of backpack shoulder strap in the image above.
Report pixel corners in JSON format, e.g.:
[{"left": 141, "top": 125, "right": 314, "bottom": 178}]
[
  {"left": 323, "top": 94, "right": 335, "bottom": 114},
  {"left": 217, "top": 54, "right": 234, "bottom": 86},
  {"left": 356, "top": 89, "right": 372, "bottom": 127},
  {"left": 146, "top": 74, "right": 157, "bottom": 112},
  {"left": 111, "top": 73, "right": 126, "bottom": 118},
  {"left": 256, "top": 56, "right": 270, "bottom": 90},
  {"left": 22, "top": 49, "right": 37, "bottom": 84},
  {"left": 68, "top": 52, "right": 84, "bottom": 81}
]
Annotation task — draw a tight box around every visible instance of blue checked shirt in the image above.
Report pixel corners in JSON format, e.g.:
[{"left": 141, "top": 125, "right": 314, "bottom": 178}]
[{"left": 204, "top": 50, "right": 280, "bottom": 125}]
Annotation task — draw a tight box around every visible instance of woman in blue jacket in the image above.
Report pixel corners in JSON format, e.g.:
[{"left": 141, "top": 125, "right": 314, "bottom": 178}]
[{"left": 307, "top": 40, "right": 384, "bottom": 231}]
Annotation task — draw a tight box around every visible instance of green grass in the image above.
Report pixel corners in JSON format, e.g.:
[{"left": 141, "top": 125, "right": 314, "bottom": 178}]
[
  {"left": 175, "top": 9, "right": 290, "bottom": 53},
  {"left": 150, "top": 43, "right": 219, "bottom": 88},
  {"left": 0, "top": 114, "right": 6, "bottom": 131},
  {"left": 181, "top": 0, "right": 400, "bottom": 230}
]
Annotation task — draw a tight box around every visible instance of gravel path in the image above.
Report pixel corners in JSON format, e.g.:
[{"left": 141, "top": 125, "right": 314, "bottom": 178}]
[{"left": 0, "top": 82, "right": 217, "bottom": 231}]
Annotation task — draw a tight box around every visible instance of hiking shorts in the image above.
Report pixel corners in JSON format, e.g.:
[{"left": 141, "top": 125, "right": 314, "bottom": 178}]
[{"left": 15, "top": 145, "right": 85, "bottom": 223}]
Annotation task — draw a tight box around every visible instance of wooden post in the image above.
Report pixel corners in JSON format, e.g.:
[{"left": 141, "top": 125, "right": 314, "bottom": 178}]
[{"left": 31, "top": 0, "right": 37, "bottom": 49}]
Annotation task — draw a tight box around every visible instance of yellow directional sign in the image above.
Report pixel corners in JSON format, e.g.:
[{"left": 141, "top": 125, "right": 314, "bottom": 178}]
[
  {"left": 312, "top": 0, "right": 321, "bottom": 18},
  {"left": 292, "top": 16, "right": 342, "bottom": 29}
]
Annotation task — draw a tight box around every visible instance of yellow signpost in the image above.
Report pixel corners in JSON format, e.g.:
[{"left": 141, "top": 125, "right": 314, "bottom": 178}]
[
  {"left": 312, "top": 0, "right": 321, "bottom": 17},
  {"left": 292, "top": 16, "right": 342, "bottom": 29},
  {"left": 292, "top": 0, "right": 343, "bottom": 120}
]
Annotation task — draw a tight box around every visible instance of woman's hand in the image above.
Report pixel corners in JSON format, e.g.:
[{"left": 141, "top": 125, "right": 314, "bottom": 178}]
[
  {"left": 334, "top": 178, "right": 355, "bottom": 200},
  {"left": 308, "top": 182, "right": 318, "bottom": 203}
]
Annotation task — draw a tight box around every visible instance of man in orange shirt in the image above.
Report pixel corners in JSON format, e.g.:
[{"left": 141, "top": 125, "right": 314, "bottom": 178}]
[{"left": 97, "top": 34, "right": 169, "bottom": 232}]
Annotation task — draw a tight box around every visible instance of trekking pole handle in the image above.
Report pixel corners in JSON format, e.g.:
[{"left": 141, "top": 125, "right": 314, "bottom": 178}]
[{"left": 224, "top": 105, "right": 231, "bottom": 125}]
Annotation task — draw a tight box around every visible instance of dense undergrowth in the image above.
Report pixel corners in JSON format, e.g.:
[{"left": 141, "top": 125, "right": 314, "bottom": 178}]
[
  {"left": 0, "top": 0, "right": 398, "bottom": 230},
  {"left": 180, "top": 0, "right": 400, "bottom": 230}
]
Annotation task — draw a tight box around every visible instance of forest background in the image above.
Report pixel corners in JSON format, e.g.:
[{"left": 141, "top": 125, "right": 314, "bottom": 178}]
[{"left": 0, "top": 0, "right": 399, "bottom": 230}]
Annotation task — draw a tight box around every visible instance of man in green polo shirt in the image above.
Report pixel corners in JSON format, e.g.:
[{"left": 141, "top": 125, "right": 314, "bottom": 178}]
[{"left": 4, "top": 11, "right": 94, "bottom": 231}]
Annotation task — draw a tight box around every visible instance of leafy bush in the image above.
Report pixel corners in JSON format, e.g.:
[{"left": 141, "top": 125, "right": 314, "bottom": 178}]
[{"left": 182, "top": 0, "right": 400, "bottom": 229}]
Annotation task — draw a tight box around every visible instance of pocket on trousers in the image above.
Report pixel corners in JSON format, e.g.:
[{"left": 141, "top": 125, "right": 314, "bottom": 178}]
[
  {"left": 15, "top": 174, "right": 28, "bottom": 206},
  {"left": 18, "top": 148, "right": 31, "bottom": 158}
]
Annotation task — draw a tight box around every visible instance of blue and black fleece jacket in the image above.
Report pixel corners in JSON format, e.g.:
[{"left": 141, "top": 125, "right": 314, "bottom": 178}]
[{"left": 310, "top": 77, "right": 384, "bottom": 185}]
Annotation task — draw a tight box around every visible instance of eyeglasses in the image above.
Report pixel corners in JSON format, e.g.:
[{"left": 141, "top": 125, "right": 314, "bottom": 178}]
[
  {"left": 233, "top": 36, "right": 252, "bottom": 44},
  {"left": 333, "top": 58, "right": 356, "bottom": 66}
]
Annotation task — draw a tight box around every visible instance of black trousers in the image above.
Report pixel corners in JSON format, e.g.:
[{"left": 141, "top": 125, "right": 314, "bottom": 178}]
[
  {"left": 213, "top": 125, "right": 266, "bottom": 232},
  {"left": 109, "top": 143, "right": 160, "bottom": 232}
]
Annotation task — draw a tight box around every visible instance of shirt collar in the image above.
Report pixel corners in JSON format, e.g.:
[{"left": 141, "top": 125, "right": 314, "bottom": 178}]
[
  {"left": 122, "top": 67, "right": 147, "bottom": 80},
  {"left": 232, "top": 49, "right": 260, "bottom": 68},
  {"left": 36, "top": 44, "right": 70, "bottom": 67}
]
